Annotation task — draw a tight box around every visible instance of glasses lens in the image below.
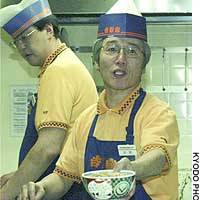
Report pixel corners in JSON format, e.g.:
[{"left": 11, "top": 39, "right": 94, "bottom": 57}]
[
  {"left": 103, "top": 42, "right": 142, "bottom": 58},
  {"left": 104, "top": 43, "right": 120, "bottom": 55},
  {"left": 12, "top": 30, "right": 36, "bottom": 47},
  {"left": 9, "top": 41, "right": 17, "bottom": 48},
  {"left": 126, "top": 45, "right": 141, "bottom": 57}
]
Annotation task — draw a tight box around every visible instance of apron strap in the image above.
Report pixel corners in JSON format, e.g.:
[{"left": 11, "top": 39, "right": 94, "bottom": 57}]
[
  {"left": 126, "top": 89, "right": 146, "bottom": 142},
  {"left": 88, "top": 114, "right": 99, "bottom": 137}
]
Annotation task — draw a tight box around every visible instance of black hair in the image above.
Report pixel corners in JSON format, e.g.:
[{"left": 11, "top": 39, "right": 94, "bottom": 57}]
[{"left": 33, "top": 15, "right": 69, "bottom": 45}]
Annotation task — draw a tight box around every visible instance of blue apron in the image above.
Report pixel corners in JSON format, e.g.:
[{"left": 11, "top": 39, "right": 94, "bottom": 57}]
[
  {"left": 64, "top": 89, "right": 151, "bottom": 200},
  {"left": 18, "top": 93, "right": 59, "bottom": 180}
]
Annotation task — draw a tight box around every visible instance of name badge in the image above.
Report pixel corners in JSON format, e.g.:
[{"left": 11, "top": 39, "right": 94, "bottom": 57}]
[{"left": 117, "top": 145, "right": 137, "bottom": 157}]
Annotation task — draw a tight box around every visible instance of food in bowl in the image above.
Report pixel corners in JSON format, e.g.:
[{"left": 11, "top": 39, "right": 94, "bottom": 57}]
[
  {"left": 87, "top": 171, "right": 132, "bottom": 177},
  {"left": 82, "top": 170, "right": 135, "bottom": 200}
]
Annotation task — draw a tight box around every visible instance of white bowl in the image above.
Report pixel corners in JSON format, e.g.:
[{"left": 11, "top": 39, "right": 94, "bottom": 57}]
[{"left": 82, "top": 170, "right": 136, "bottom": 200}]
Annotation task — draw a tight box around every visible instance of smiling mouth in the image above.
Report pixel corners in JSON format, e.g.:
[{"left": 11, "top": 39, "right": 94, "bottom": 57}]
[{"left": 112, "top": 70, "right": 127, "bottom": 78}]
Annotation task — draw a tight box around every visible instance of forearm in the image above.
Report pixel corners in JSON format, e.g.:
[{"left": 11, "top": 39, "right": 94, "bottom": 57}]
[
  {"left": 1, "top": 145, "right": 58, "bottom": 199},
  {"left": 132, "top": 149, "right": 166, "bottom": 180},
  {"left": 41, "top": 173, "right": 73, "bottom": 200}
]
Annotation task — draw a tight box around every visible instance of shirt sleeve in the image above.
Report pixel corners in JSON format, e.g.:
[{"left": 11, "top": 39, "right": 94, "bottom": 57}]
[
  {"left": 54, "top": 117, "right": 81, "bottom": 183},
  {"left": 139, "top": 104, "right": 179, "bottom": 172},
  {"left": 35, "top": 65, "right": 75, "bottom": 131}
]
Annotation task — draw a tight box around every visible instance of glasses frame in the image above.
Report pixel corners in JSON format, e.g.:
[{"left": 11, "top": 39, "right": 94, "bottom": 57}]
[
  {"left": 10, "top": 29, "right": 37, "bottom": 48},
  {"left": 101, "top": 42, "right": 144, "bottom": 58}
]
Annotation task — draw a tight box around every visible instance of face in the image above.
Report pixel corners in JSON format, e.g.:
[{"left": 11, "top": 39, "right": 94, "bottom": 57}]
[
  {"left": 14, "top": 25, "right": 51, "bottom": 66},
  {"left": 98, "top": 37, "right": 145, "bottom": 91}
]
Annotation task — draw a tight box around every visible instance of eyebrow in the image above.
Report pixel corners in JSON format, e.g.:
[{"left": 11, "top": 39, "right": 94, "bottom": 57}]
[
  {"left": 104, "top": 41, "right": 141, "bottom": 48},
  {"left": 104, "top": 40, "right": 119, "bottom": 44}
]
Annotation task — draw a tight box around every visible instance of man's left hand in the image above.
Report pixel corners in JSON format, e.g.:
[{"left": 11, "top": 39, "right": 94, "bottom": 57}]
[
  {"left": 113, "top": 157, "right": 134, "bottom": 172},
  {"left": 113, "top": 157, "right": 136, "bottom": 200}
]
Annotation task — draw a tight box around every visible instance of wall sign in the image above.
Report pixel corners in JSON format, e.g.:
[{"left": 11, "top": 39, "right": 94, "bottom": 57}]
[{"left": 10, "top": 85, "right": 37, "bottom": 137}]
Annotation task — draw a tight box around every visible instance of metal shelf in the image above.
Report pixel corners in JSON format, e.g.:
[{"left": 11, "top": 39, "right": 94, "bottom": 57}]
[{"left": 55, "top": 13, "right": 192, "bottom": 25}]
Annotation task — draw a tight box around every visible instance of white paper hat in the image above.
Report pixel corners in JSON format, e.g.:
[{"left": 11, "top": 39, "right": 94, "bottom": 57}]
[
  {"left": 0, "top": 0, "right": 52, "bottom": 38},
  {"left": 97, "top": 0, "right": 147, "bottom": 41}
]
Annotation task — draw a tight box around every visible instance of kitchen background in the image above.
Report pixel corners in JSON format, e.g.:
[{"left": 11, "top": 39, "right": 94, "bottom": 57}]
[{"left": 0, "top": 0, "right": 192, "bottom": 199}]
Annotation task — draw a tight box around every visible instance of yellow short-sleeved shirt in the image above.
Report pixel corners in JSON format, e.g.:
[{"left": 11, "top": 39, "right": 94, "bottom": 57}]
[
  {"left": 55, "top": 86, "right": 179, "bottom": 200},
  {"left": 35, "top": 43, "right": 98, "bottom": 136}
]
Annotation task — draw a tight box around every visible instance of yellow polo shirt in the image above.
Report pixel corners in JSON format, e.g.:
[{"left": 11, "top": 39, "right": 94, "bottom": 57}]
[
  {"left": 35, "top": 43, "right": 98, "bottom": 138},
  {"left": 55, "top": 87, "right": 179, "bottom": 200}
]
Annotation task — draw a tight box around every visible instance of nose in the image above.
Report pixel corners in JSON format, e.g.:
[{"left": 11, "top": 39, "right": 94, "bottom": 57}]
[{"left": 115, "top": 49, "right": 127, "bottom": 67}]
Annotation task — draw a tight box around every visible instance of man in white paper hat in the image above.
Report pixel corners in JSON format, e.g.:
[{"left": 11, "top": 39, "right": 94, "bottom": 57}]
[
  {"left": 0, "top": 0, "right": 98, "bottom": 199},
  {"left": 18, "top": 0, "right": 179, "bottom": 199}
]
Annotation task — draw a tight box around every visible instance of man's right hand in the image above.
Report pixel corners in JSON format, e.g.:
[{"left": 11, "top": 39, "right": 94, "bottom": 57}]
[
  {"left": 0, "top": 171, "right": 15, "bottom": 188},
  {"left": 17, "top": 182, "right": 45, "bottom": 200}
]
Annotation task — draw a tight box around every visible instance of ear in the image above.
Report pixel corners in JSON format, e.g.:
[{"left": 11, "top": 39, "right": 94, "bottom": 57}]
[
  {"left": 94, "top": 61, "right": 100, "bottom": 72},
  {"left": 44, "top": 24, "right": 54, "bottom": 35},
  {"left": 142, "top": 67, "right": 146, "bottom": 74},
  {"left": 91, "top": 55, "right": 100, "bottom": 71}
]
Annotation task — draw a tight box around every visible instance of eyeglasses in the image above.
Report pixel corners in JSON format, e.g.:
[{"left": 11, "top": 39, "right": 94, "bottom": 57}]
[
  {"left": 102, "top": 42, "right": 144, "bottom": 58},
  {"left": 10, "top": 29, "right": 37, "bottom": 48}
]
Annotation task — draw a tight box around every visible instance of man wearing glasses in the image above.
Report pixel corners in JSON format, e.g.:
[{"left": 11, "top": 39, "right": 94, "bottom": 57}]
[
  {"left": 17, "top": 0, "right": 179, "bottom": 200},
  {"left": 0, "top": 0, "right": 98, "bottom": 199}
]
